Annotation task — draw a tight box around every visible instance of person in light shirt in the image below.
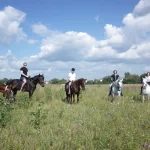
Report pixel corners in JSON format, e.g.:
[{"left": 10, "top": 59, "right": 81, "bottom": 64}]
[
  {"left": 146, "top": 72, "right": 150, "bottom": 82},
  {"left": 140, "top": 72, "right": 150, "bottom": 94},
  {"left": 68, "top": 68, "right": 76, "bottom": 94}
]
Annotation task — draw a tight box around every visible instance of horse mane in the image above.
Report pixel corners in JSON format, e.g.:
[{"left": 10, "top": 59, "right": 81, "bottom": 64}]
[
  {"left": 75, "top": 78, "right": 84, "bottom": 82},
  {"left": 31, "top": 75, "right": 39, "bottom": 80},
  {"left": 31, "top": 74, "right": 44, "bottom": 81},
  {"left": 74, "top": 78, "right": 85, "bottom": 86}
]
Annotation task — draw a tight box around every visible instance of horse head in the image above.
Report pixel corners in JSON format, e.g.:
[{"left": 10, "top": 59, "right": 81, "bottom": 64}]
[
  {"left": 79, "top": 78, "right": 87, "bottom": 90},
  {"left": 32, "top": 74, "right": 45, "bottom": 87},
  {"left": 142, "top": 77, "right": 148, "bottom": 88},
  {"left": 118, "top": 78, "right": 123, "bottom": 88},
  {"left": 113, "top": 78, "right": 123, "bottom": 91},
  {"left": 38, "top": 74, "right": 45, "bottom": 87}
]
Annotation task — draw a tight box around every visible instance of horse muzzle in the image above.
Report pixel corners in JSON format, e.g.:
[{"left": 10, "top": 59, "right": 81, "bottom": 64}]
[
  {"left": 82, "top": 86, "right": 86, "bottom": 90},
  {"left": 40, "top": 82, "right": 45, "bottom": 87}
]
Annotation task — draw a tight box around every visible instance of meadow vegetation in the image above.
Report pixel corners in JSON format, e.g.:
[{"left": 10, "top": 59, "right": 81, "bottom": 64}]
[{"left": 0, "top": 84, "right": 150, "bottom": 150}]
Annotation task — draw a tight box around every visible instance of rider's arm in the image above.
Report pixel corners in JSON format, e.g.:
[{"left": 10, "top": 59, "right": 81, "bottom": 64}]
[
  {"left": 27, "top": 72, "right": 30, "bottom": 76},
  {"left": 68, "top": 73, "right": 71, "bottom": 81},
  {"left": 74, "top": 73, "right": 76, "bottom": 81},
  {"left": 110, "top": 75, "right": 113, "bottom": 81},
  {"left": 20, "top": 70, "right": 28, "bottom": 78}
]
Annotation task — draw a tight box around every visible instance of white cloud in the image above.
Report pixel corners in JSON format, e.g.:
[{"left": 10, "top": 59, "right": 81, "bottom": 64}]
[
  {"left": 48, "top": 68, "right": 51, "bottom": 72},
  {"left": 1, "top": 0, "right": 150, "bottom": 80},
  {"left": 133, "top": 0, "right": 150, "bottom": 16},
  {"left": 95, "top": 15, "right": 100, "bottom": 22},
  {"left": 0, "top": 6, "right": 27, "bottom": 44},
  {"left": 28, "top": 39, "right": 38, "bottom": 44},
  {"left": 104, "top": 24, "right": 124, "bottom": 48},
  {"left": 28, "top": 0, "right": 150, "bottom": 64},
  {"left": 30, "top": 30, "right": 96, "bottom": 61},
  {"left": 32, "top": 23, "right": 52, "bottom": 37}
]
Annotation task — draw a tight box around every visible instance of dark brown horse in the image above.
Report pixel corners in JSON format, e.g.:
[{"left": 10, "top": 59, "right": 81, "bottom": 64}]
[
  {"left": 65, "top": 78, "right": 87, "bottom": 104},
  {"left": 0, "top": 82, "right": 13, "bottom": 101},
  {"left": 6, "top": 74, "right": 45, "bottom": 101}
]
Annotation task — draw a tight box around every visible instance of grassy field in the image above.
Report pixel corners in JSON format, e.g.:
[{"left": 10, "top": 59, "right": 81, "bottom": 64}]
[{"left": 0, "top": 84, "right": 150, "bottom": 150}]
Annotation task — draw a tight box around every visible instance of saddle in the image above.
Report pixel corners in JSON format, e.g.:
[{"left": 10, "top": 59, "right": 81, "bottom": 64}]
[
  {"left": 65, "top": 81, "right": 73, "bottom": 89},
  {"left": 19, "top": 78, "right": 34, "bottom": 91}
]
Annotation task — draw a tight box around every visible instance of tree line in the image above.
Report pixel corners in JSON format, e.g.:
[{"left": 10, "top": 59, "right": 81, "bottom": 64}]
[{"left": 0, "top": 72, "right": 147, "bottom": 84}]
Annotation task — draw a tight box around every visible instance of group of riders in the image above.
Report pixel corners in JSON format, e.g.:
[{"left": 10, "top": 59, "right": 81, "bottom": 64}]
[{"left": 19, "top": 62, "right": 150, "bottom": 96}]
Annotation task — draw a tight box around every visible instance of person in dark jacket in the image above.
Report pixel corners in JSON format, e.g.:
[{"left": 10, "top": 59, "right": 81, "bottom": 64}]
[{"left": 108, "top": 70, "right": 123, "bottom": 96}]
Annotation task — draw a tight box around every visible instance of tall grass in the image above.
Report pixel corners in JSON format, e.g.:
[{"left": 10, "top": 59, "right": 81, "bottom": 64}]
[{"left": 0, "top": 84, "right": 150, "bottom": 150}]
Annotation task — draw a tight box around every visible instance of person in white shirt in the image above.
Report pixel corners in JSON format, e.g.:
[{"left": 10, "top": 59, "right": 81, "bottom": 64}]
[
  {"left": 146, "top": 72, "right": 150, "bottom": 82},
  {"left": 140, "top": 72, "right": 150, "bottom": 95},
  {"left": 68, "top": 68, "right": 76, "bottom": 94}
]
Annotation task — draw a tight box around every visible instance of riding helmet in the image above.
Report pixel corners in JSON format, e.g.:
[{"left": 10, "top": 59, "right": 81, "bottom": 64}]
[
  {"left": 71, "top": 68, "right": 75, "bottom": 71},
  {"left": 113, "top": 70, "right": 117, "bottom": 73}
]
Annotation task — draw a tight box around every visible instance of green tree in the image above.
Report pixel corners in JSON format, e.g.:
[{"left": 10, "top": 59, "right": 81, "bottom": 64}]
[
  {"left": 0, "top": 78, "right": 8, "bottom": 84},
  {"left": 102, "top": 76, "right": 111, "bottom": 84},
  {"left": 123, "top": 72, "right": 140, "bottom": 84}
]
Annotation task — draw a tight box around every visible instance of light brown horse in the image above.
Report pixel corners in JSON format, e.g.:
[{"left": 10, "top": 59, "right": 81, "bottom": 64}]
[{"left": 65, "top": 78, "right": 87, "bottom": 104}]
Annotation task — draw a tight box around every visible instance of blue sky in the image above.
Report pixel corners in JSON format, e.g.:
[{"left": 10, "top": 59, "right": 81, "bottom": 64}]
[{"left": 0, "top": 0, "right": 150, "bottom": 81}]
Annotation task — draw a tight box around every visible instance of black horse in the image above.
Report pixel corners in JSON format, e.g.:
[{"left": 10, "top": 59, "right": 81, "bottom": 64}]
[
  {"left": 6, "top": 74, "right": 45, "bottom": 101},
  {"left": 65, "top": 78, "right": 87, "bottom": 104}
]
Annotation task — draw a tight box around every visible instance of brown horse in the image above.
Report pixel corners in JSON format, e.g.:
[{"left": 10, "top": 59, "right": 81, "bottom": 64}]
[
  {"left": 65, "top": 78, "right": 87, "bottom": 104},
  {"left": 0, "top": 82, "right": 13, "bottom": 101},
  {"left": 6, "top": 74, "right": 45, "bottom": 101}
]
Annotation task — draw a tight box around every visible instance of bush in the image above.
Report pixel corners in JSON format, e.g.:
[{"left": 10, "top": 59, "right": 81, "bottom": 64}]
[{"left": 0, "top": 98, "right": 13, "bottom": 128}]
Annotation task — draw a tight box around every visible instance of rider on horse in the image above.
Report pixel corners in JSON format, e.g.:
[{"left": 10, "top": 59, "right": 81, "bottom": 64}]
[
  {"left": 140, "top": 72, "right": 150, "bottom": 95},
  {"left": 68, "top": 68, "right": 76, "bottom": 94},
  {"left": 20, "top": 62, "right": 30, "bottom": 92},
  {"left": 108, "top": 70, "right": 123, "bottom": 96}
]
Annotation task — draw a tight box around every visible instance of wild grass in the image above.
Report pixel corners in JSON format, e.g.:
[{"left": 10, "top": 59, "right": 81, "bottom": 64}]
[{"left": 0, "top": 84, "right": 150, "bottom": 150}]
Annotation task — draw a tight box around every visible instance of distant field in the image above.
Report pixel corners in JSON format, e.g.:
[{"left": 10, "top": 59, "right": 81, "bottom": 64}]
[{"left": 0, "top": 84, "right": 150, "bottom": 150}]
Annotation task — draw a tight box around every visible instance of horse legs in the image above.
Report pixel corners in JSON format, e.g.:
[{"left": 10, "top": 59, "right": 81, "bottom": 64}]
[
  {"left": 29, "top": 91, "right": 33, "bottom": 99},
  {"left": 118, "top": 92, "right": 121, "bottom": 104},
  {"left": 72, "top": 94, "right": 75, "bottom": 104},
  {"left": 142, "top": 95, "right": 145, "bottom": 103},
  {"left": 9, "top": 90, "right": 15, "bottom": 103},
  {"left": 77, "top": 93, "right": 79, "bottom": 103},
  {"left": 111, "top": 94, "right": 114, "bottom": 102},
  {"left": 70, "top": 94, "right": 73, "bottom": 104},
  {"left": 147, "top": 95, "right": 150, "bottom": 103},
  {"left": 66, "top": 93, "right": 71, "bottom": 104},
  {"left": 13, "top": 90, "right": 17, "bottom": 101}
]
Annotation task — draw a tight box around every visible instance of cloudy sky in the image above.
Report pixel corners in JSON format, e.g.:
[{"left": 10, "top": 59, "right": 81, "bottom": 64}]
[{"left": 0, "top": 0, "right": 150, "bottom": 80}]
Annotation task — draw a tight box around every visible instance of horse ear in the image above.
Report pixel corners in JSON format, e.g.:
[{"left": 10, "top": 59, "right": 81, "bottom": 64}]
[{"left": 84, "top": 79, "right": 87, "bottom": 83}]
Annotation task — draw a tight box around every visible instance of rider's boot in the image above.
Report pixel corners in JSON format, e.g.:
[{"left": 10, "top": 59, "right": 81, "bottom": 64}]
[
  {"left": 121, "top": 92, "right": 123, "bottom": 96},
  {"left": 108, "top": 89, "right": 111, "bottom": 96},
  {"left": 140, "top": 86, "right": 143, "bottom": 95}
]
